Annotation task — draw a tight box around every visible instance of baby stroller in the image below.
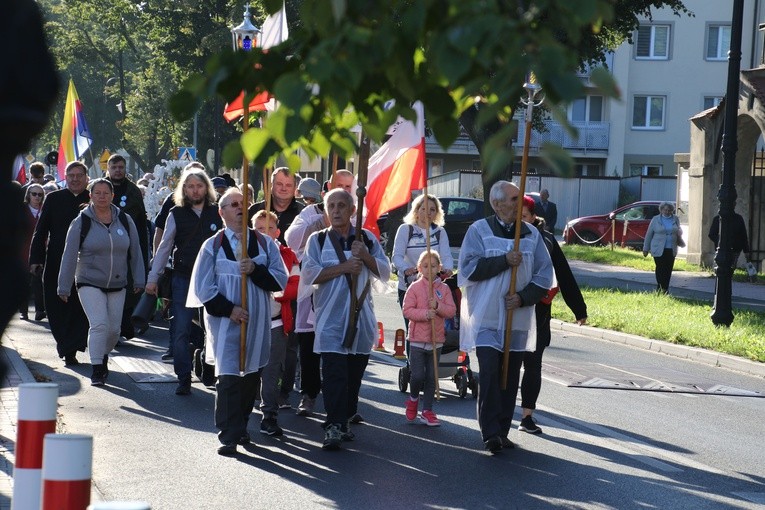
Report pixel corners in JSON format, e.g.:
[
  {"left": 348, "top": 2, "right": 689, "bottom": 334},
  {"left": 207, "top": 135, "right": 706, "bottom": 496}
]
[{"left": 397, "top": 276, "right": 478, "bottom": 399}]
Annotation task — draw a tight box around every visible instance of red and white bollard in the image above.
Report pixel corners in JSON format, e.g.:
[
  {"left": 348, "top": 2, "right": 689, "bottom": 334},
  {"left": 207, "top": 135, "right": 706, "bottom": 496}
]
[
  {"left": 41, "top": 434, "right": 93, "bottom": 510},
  {"left": 11, "top": 382, "right": 58, "bottom": 510}
]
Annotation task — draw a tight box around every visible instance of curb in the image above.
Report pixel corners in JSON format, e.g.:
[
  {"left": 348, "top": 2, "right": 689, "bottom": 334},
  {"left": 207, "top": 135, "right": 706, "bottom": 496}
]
[
  {"left": 1, "top": 337, "right": 37, "bottom": 386},
  {"left": 551, "top": 319, "right": 765, "bottom": 379}
]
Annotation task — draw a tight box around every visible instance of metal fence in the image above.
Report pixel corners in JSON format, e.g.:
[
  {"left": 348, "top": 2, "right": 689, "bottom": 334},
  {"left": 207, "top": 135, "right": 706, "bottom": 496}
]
[{"left": 427, "top": 172, "right": 678, "bottom": 231}]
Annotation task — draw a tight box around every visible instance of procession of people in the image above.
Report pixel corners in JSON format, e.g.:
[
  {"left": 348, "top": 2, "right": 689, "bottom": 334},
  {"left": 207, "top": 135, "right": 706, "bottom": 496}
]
[{"left": 15, "top": 157, "right": 590, "bottom": 456}]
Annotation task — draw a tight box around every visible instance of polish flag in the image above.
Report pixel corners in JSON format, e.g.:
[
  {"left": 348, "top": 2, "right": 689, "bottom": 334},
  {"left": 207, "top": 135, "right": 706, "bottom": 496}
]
[
  {"left": 13, "top": 155, "right": 27, "bottom": 184},
  {"left": 363, "top": 101, "right": 427, "bottom": 237},
  {"left": 223, "top": 2, "right": 289, "bottom": 122}
]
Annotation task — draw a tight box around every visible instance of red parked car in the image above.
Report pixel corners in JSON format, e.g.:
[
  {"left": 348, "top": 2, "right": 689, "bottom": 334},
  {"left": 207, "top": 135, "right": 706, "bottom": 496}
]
[{"left": 562, "top": 201, "right": 667, "bottom": 249}]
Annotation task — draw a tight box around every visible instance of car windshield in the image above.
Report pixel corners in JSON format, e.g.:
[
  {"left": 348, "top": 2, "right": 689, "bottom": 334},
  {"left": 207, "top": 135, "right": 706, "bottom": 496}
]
[
  {"left": 445, "top": 200, "right": 478, "bottom": 217},
  {"left": 615, "top": 206, "right": 646, "bottom": 221}
]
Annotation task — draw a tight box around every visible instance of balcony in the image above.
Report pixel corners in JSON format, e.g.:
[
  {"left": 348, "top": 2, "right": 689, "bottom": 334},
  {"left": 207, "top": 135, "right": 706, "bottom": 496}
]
[
  {"left": 425, "top": 120, "right": 610, "bottom": 156},
  {"left": 520, "top": 120, "right": 610, "bottom": 155}
]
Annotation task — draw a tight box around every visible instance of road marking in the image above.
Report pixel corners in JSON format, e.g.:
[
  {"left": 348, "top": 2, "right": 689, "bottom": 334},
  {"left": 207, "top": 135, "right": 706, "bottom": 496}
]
[{"left": 539, "top": 407, "right": 725, "bottom": 475}]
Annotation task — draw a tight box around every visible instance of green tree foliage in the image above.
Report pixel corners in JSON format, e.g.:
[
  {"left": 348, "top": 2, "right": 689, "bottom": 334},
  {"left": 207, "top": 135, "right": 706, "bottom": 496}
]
[
  {"left": 173, "top": 0, "right": 690, "bottom": 186},
  {"left": 35, "top": 0, "right": 245, "bottom": 172}
]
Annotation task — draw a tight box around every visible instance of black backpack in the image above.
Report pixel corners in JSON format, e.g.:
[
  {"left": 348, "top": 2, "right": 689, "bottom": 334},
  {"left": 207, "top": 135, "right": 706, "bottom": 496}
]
[{"left": 79, "top": 211, "right": 131, "bottom": 248}]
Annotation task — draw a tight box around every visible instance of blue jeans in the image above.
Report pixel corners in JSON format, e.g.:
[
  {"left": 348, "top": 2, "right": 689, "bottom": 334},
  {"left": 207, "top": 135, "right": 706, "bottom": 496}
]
[{"left": 171, "top": 273, "right": 196, "bottom": 381}]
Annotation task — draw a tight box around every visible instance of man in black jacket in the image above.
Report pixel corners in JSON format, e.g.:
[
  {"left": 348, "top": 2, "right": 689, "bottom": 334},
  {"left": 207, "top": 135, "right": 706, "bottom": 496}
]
[
  {"left": 534, "top": 189, "right": 557, "bottom": 234},
  {"left": 30, "top": 162, "right": 91, "bottom": 365},
  {"left": 106, "top": 154, "right": 149, "bottom": 339},
  {"left": 519, "top": 195, "right": 587, "bottom": 434},
  {"left": 247, "top": 167, "right": 304, "bottom": 244},
  {"left": 145, "top": 168, "right": 222, "bottom": 395},
  {"left": 708, "top": 212, "right": 750, "bottom": 269}
]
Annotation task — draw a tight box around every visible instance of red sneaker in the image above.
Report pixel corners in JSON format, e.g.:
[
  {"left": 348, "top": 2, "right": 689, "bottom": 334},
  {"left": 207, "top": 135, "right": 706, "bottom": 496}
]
[
  {"left": 419, "top": 409, "right": 440, "bottom": 427},
  {"left": 405, "top": 397, "right": 419, "bottom": 421}
]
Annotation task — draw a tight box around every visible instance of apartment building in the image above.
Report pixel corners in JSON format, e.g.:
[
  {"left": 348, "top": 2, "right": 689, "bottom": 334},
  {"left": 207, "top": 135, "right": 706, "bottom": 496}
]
[{"left": 424, "top": 1, "right": 764, "bottom": 180}]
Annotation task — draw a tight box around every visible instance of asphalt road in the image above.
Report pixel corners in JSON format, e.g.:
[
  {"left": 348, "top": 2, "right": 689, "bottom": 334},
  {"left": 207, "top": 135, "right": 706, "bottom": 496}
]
[{"left": 6, "top": 291, "right": 765, "bottom": 510}]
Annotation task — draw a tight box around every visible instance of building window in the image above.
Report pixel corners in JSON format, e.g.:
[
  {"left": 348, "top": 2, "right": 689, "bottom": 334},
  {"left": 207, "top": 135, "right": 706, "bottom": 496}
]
[
  {"left": 636, "top": 24, "right": 670, "bottom": 60},
  {"left": 570, "top": 96, "right": 603, "bottom": 123},
  {"left": 574, "top": 164, "right": 602, "bottom": 176},
  {"left": 632, "top": 95, "right": 666, "bottom": 129},
  {"left": 427, "top": 158, "right": 443, "bottom": 177},
  {"left": 703, "top": 96, "right": 723, "bottom": 110},
  {"left": 706, "top": 24, "right": 731, "bottom": 61},
  {"left": 630, "top": 164, "right": 663, "bottom": 176}
]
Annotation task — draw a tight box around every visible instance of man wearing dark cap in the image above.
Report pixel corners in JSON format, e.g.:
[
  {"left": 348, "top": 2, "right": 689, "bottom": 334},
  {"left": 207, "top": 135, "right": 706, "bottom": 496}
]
[
  {"left": 297, "top": 177, "right": 322, "bottom": 205},
  {"left": 212, "top": 177, "right": 229, "bottom": 198}
]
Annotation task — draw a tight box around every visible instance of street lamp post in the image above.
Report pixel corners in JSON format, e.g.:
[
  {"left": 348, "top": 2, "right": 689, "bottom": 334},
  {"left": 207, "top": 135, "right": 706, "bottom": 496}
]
[
  {"left": 231, "top": 3, "right": 261, "bottom": 372},
  {"left": 711, "top": 0, "right": 744, "bottom": 327},
  {"left": 501, "top": 73, "right": 543, "bottom": 389}
]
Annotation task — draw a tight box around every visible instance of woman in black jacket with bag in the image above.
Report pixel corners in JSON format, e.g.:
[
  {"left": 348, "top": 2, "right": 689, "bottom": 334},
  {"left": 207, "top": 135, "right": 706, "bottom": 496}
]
[{"left": 518, "top": 195, "right": 587, "bottom": 435}]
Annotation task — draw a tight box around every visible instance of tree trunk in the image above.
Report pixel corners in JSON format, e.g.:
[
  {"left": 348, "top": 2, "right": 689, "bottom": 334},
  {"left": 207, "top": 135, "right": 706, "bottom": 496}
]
[{"left": 458, "top": 105, "right": 514, "bottom": 215}]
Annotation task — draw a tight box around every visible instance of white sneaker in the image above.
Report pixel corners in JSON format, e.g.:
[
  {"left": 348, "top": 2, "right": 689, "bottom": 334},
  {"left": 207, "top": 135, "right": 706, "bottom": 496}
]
[{"left": 297, "top": 395, "right": 315, "bottom": 416}]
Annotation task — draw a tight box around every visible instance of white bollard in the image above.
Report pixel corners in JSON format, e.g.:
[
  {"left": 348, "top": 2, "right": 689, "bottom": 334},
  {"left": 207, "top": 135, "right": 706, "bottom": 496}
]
[
  {"left": 40, "top": 434, "right": 93, "bottom": 510},
  {"left": 88, "top": 503, "right": 151, "bottom": 510},
  {"left": 11, "top": 382, "right": 58, "bottom": 510}
]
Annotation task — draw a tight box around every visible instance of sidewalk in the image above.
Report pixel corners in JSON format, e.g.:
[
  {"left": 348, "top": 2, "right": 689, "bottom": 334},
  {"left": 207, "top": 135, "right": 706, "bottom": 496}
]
[
  {"left": 0, "top": 339, "right": 36, "bottom": 510},
  {"left": 568, "top": 259, "right": 765, "bottom": 312}
]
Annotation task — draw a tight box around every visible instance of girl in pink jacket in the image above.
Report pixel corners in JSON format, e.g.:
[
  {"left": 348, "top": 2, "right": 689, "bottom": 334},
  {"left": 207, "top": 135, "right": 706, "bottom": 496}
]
[{"left": 402, "top": 251, "right": 457, "bottom": 426}]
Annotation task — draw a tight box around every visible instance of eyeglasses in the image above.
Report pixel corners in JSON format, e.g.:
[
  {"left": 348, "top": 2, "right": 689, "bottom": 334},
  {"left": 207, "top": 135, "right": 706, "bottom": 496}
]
[
  {"left": 29, "top": 192, "right": 44, "bottom": 197},
  {"left": 221, "top": 201, "right": 242, "bottom": 209}
]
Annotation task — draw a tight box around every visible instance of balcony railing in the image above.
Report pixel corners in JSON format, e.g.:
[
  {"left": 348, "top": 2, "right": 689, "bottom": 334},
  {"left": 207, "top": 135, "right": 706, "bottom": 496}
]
[
  {"left": 425, "top": 120, "right": 610, "bottom": 156},
  {"left": 521, "top": 120, "right": 610, "bottom": 154}
]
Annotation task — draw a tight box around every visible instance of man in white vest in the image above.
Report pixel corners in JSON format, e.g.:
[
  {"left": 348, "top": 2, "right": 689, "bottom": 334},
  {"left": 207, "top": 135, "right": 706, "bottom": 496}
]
[
  {"left": 458, "top": 180, "right": 553, "bottom": 454},
  {"left": 187, "top": 189, "right": 288, "bottom": 456}
]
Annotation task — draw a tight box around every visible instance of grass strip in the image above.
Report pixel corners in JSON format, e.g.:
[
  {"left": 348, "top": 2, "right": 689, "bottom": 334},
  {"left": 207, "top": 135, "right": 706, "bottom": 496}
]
[{"left": 551, "top": 286, "right": 765, "bottom": 363}]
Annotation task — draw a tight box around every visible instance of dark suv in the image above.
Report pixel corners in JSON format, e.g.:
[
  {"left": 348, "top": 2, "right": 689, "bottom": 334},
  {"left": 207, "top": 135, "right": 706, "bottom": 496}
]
[
  {"left": 562, "top": 201, "right": 666, "bottom": 249},
  {"left": 378, "top": 197, "right": 485, "bottom": 252}
]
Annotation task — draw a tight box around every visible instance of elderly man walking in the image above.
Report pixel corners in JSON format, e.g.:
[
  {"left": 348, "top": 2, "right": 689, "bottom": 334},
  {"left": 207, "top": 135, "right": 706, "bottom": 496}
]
[
  {"left": 188, "top": 189, "right": 287, "bottom": 456},
  {"left": 284, "top": 170, "right": 355, "bottom": 417},
  {"left": 299, "top": 189, "right": 390, "bottom": 450},
  {"left": 458, "top": 180, "right": 553, "bottom": 453}
]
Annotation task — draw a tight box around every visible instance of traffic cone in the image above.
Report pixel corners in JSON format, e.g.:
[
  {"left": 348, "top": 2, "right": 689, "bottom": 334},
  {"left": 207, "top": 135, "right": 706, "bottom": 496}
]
[
  {"left": 41, "top": 434, "right": 93, "bottom": 510},
  {"left": 393, "top": 328, "right": 407, "bottom": 359},
  {"left": 373, "top": 321, "right": 387, "bottom": 352},
  {"left": 12, "top": 382, "right": 58, "bottom": 510}
]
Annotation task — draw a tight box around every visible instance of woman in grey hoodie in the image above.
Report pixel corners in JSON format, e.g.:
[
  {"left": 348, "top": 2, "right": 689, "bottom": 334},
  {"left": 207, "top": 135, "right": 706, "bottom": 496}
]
[{"left": 58, "top": 179, "right": 145, "bottom": 385}]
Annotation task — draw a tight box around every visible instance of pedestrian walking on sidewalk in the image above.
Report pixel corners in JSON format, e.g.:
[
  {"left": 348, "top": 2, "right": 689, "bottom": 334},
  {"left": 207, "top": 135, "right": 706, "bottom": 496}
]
[
  {"left": 187, "top": 189, "right": 287, "bottom": 456},
  {"left": 57, "top": 179, "right": 145, "bottom": 386},
  {"left": 145, "top": 166, "right": 222, "bottom": 396},
  {"left": 643, "top": 202, "right": 683, "bottom": 293},
  {"left": 402, "top": 251, "right": 456, "bottom": 427},
  {"left": 519, "top": 196, "right": 587, "bottom": 435},
  {"left": 20, "top": 181, "right": 46, "bottom": 321},
  {"left": 29, "top": 162, "right": 91, "bottom": 366}
]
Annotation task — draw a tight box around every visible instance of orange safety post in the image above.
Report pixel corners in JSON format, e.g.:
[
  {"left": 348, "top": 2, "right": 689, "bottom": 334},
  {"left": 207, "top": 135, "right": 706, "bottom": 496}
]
[
  {"left": 392, "top": 328, "right": 407, "bottom": 359},
  {"left": 373, "top": 321, "right": 387, "bottom": 352}
]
